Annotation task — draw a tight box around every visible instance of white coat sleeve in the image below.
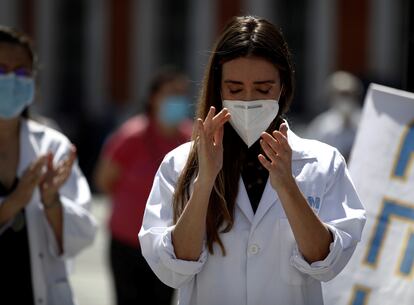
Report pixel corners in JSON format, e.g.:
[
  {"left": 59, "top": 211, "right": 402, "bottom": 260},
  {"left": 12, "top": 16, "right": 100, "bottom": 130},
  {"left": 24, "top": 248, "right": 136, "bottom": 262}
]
[
  {"left": 291, "top": 152, "right": 366, "bottom": 282},
  {"left": 42, "top": 140, "right": 97, "bottom": 259},
  {"left": 138, "top": 152, "right": 208, "bottom": 289}
]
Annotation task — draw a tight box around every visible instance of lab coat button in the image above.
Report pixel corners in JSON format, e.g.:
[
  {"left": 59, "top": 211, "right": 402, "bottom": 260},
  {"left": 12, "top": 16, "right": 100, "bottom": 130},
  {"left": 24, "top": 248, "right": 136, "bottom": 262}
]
[
  {"left": 249, "top": 244, "right": 259, "bottom": 255},
  {"left": 38, "top": 298, "right": 43, "bottom": 303},
  {"left": 39, "top": 252, "right": 44, "bottom": 259}
]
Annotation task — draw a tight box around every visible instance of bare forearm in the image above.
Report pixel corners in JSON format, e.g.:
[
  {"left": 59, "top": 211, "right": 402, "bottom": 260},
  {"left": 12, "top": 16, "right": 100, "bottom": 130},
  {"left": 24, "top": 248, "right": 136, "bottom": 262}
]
[
  {"left": 278, "top": 178, "right": 332, "bottom": 263},
  {"left": 172, "top": 177, "right": 213, "bottom": 261},
  {"left": 94, "top": 173, "right": 113, "bottom": 194},
  {"left": 94, "top": 158, "right": 119, "bottom": 195},
  {"left": 43, "top": 197, "right": 63, "bottom": 254}
]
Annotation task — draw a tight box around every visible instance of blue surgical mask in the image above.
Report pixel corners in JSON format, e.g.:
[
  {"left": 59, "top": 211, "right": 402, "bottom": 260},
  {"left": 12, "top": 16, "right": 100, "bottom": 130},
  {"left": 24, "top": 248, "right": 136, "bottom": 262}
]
[
  {"left": 0, "top": 73, "right": 35, "bottom": 119},
  {"left": 158, "top": 95, "right": 190, "bottom": 126}
]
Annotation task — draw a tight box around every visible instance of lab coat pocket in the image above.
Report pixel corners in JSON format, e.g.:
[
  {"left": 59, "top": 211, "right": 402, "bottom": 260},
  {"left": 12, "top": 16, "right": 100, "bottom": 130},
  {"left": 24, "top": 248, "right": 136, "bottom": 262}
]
[
  {"left": 49, "top": 279, "right": 76, "bottom": 305},
  {"left": 279, "top": 218, "right": 310, "bottom": 286}
]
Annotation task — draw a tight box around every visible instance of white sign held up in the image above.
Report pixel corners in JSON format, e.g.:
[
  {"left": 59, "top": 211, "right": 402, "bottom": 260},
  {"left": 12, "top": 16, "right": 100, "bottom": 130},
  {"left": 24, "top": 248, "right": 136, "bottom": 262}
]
[{"left": 323, "top": 84, "right": 414, "bottom": 305}]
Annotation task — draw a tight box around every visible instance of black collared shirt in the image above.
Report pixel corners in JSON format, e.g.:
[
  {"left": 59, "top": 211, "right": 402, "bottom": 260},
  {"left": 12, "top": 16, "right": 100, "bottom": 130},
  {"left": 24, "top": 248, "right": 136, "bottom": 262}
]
[
  {"left": 241, "top": 140, "right": 269, "bottom": 213},
  {"left": 0, "top": 178, "right": 35, "bottom": 305},
  {"left": 240, "top": 118, "right": 283, "bottom": 213}
]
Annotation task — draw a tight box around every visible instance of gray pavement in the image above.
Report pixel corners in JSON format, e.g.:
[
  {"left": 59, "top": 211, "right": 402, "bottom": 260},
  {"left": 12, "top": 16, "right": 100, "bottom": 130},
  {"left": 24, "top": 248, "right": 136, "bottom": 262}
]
[
  {"left": 70, "top": 195, "right": 114, "bottom": 305},
  {"left": 69, "top": 195, "right": 177, "bottom": 305}
]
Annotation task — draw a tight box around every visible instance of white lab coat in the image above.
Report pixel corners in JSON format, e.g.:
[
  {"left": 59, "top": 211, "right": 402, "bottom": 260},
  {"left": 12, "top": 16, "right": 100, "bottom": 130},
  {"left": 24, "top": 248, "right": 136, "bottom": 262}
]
[
  {"left": 139, "top": 128, "right": 366, "bottom": 305},
  {"left": 0, "top": 119, "right": 97, "bottom": 305}
]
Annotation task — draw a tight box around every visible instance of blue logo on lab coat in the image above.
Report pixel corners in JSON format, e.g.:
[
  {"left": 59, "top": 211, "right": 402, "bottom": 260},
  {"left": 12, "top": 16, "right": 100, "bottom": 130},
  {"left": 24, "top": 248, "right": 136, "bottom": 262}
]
[{"left": 307, "top": 196, "right": 321, "bottom": 213}]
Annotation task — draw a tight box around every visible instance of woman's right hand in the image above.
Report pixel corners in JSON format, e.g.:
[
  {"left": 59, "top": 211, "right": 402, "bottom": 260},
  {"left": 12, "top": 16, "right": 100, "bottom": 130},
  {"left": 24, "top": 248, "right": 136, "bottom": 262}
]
[
  {"left": 9, "top": 155, "right": 48, "bottom": 208},
  {"left": 195, "top": 106, "right": 231, "bottom": 185},
  {"left": 0, "top": 155, "right": 48, "bottom": 225},
  {"left": 172, "top": 106, "right": 230, "bottom": 261}
]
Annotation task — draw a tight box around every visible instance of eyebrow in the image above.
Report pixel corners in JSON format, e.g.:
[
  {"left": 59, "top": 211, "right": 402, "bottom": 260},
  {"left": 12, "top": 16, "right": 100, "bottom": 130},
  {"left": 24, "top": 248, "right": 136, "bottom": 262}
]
[
  {"left": 223, "top": 80, "right": 276, "bottom": 85},
  {"left": 253, "top": 80, "right": 276, "bottom": 85},
  {"left": 223, "top": 80, "right": 243, "bottom": 85}
]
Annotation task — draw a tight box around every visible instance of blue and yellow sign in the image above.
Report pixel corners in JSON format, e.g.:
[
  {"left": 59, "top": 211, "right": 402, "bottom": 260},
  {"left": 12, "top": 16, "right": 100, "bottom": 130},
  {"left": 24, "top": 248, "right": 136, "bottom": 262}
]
[{"left": 323, "top": 84, "right": 414, "bottom": 305}]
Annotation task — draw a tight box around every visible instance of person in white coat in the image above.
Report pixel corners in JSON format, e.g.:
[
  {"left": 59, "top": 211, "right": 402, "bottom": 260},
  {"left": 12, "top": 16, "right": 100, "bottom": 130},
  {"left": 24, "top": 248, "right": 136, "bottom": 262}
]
[
  {"left": 139, "top": 16, "right": 366, "bottom": 305},
  {"left": 0, "top": 26, "right": 97, "bottom": 305}
]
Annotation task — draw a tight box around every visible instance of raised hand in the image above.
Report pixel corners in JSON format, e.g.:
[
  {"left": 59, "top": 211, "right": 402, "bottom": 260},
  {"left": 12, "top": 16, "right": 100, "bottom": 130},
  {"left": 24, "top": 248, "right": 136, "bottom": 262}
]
[
  {"left": 8, "top": 155, "right": 48, "bottom": 208},
  {"left": 40, "top": 146, "right": 77, "bottom": 207},
  {"left": 195, "top": 106, "right": 231, "bottom": 185},
  {"left": 0, "top": 155, "right": 48, "bottom": 225},
  {"left": 258, "top": 122, "right": 295, "bottom": 190},
  {"left": 172, "top": 106, "right": 230, "bottom": 260}
]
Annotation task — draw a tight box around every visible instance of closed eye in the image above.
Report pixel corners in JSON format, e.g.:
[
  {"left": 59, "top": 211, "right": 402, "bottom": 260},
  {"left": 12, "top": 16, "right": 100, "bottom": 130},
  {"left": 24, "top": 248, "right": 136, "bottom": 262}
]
[
  {"left": 257, "top": 89, "right": 270, "bottom": 94},
  {"left": 229, "top": 89, "right": 242, "bottom": 94}
]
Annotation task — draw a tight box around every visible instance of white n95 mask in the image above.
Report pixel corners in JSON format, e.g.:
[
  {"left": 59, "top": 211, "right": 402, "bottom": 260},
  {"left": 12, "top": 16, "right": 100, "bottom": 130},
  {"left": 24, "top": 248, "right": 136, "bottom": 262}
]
[{"left": 222, "top": 99, "right": 279, "bottom": 147}]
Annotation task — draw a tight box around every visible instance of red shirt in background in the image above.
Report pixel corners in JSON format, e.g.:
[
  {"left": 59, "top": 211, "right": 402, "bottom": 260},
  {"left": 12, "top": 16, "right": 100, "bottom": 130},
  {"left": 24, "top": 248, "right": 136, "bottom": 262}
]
[{"left": 103, "top": 115, "right": 191, "bottom": 248}]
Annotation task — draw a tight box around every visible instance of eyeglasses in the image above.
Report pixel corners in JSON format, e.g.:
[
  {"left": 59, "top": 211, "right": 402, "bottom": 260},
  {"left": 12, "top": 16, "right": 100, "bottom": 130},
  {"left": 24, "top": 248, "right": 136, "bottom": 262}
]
[{"left": 0, "top": 66, "right": 32, "bottom": 77}]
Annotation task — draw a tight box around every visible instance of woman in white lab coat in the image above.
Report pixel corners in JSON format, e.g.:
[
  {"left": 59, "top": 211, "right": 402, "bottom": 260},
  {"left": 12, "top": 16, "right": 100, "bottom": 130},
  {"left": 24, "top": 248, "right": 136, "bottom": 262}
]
[
  {"left": 0, "top": 27, "right": 97, "bottom": 305},
  {"left": 139, "top": 16, "right": 366, "bottom": 305}
]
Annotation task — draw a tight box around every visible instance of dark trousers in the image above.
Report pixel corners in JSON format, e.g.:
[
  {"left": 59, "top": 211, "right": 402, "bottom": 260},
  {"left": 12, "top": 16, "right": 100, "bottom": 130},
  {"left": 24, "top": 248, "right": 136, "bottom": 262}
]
[{"left": 110, "top": 237, "right": 174, "bottom": 305}]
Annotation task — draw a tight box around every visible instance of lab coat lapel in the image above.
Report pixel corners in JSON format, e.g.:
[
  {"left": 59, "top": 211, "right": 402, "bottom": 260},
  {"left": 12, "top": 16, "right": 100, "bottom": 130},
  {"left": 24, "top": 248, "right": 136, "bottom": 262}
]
[
  {"left": 18, "top": 119, "right": 48, "bottom": 302},
  {"left": 18, "top": 118, "right": 43, "bottom": 230},
  {"left": 251, "top": 178, "right": 278, "bottom": 231},
  {"left": 17, "top": 119, "right": 43, "bottom": 177},
  {"left": 235, "top": 177, "right": 254, "bottom": 223},
  {"left": 288, "top": 128, "right": 313, "bottom": 161}
]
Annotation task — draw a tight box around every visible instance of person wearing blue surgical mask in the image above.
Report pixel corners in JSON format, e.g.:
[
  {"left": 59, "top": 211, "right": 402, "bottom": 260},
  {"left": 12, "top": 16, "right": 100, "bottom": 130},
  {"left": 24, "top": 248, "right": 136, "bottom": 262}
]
[
  {"left": 158, "top": 95, "right": 191, "bottom": 128},
  {"left": 150, "top": 70, "right": 192, "bottom": 133},
  {"left": 94, "top": 67, "right": 192, "bottom": 305},
  {"left": 0, "top": 26, "right": 97, "bottom": 305},
  {"left": 0, "top": 34, "right": 34, "bottom": 119},
  {"left": 0, "top": 62, "right": 34, "bottom": 118}
]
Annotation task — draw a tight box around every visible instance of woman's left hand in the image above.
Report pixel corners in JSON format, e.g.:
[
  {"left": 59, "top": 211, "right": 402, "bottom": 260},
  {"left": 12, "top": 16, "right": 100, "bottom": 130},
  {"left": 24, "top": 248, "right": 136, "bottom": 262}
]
[
  {"left": 40, "top": 146, "right": 77, "bottom": 207},
  {"left": 259, "top": 123, "right": 332, "bottom": 262},
  {"left": 258, "top": 123, "right": 295, "bottom": 191}
]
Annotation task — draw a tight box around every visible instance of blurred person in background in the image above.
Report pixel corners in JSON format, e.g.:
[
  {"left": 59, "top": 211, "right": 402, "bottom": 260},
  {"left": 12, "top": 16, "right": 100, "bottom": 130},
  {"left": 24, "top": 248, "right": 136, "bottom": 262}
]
[
  {"left": 94, "top": 67, "right": 192, "bottom": 305},
  {"left": 306, "top": 71, "right": 364, "bottom": 160},
  {"left": 0, "top": 26, "right": 97, "bottom": 305}
]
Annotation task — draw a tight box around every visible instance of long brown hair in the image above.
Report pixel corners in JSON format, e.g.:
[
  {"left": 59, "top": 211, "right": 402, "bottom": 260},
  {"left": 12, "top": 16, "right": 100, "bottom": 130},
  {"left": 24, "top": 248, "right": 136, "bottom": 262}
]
[{"left": 173, "top": 16, "right": 295, "bottom": 255}]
